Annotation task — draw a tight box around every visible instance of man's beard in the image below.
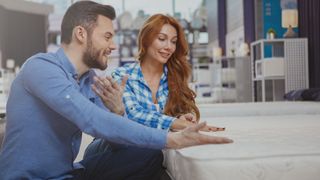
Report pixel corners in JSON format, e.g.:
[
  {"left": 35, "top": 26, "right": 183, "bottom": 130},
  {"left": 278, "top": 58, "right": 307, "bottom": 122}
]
[{"left": 83, "top": 38, "right": 107, "bottom": 70}]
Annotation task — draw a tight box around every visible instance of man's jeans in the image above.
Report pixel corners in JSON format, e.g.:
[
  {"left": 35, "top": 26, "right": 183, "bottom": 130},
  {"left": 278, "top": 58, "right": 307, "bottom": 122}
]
[{"left": 72, "top": 138, "right": 169, "bottom": 180}]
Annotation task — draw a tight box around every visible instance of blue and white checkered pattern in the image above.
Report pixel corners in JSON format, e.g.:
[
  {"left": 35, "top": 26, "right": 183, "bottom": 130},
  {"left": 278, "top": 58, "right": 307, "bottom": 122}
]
[{"left": 112, "top": 62, "right": 175, "bottom": 130}]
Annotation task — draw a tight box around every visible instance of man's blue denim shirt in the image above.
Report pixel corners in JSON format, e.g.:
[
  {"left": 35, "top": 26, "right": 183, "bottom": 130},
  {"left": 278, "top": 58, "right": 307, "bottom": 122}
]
[{"left": 0, "top": 48, "right": 167, "bottom": 179}]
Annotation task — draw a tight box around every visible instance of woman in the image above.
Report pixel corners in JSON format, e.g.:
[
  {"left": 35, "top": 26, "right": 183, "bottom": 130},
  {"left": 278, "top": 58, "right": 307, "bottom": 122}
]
[{"left": 96, "top": 14, "right": 224, "bottom": 132}]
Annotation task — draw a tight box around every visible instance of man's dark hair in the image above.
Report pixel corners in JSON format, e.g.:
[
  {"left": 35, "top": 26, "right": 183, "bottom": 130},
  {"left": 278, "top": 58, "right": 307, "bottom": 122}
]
[{"left": 61, "top": 1, "right": 116, "bottom": 44}]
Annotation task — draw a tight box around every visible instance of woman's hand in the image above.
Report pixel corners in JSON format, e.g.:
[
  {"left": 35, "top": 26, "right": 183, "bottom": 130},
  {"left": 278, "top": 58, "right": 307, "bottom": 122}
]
[
  {"left": 178, "top": 113, "right": 198, "bottom": 123},
  {"left": 171, "top": 117, "right": 225, "bottom": 132},
  {"left": 91, "top": 75, "right": 128, "bottom": 115},
  {"left": 199, "top": 124, "right": 225, "bottom": 132}
]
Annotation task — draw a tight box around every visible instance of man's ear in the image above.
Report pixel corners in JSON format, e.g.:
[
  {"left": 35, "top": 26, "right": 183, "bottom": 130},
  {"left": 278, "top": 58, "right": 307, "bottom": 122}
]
[{"left": 73, "top": 26, "right": 87, "bottom": 44}]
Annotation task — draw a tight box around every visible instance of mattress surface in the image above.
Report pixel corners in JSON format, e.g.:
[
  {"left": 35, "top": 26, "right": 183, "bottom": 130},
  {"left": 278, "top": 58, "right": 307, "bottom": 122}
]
[{"left": 165, "top": 114, "right": 320, "bottom": 180}]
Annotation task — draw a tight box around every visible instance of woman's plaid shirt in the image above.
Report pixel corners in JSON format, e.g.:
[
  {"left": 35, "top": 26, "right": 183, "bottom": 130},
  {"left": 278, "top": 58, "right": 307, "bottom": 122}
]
[{"left": 112, "top": 62, "right": 175, "bottom": 130}]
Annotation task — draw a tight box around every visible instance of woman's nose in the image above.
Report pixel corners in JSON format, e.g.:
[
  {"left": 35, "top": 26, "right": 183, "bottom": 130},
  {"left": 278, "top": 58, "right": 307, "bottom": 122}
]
[{"left": 164, "top": 41, "right": 174, "bottom": 51}]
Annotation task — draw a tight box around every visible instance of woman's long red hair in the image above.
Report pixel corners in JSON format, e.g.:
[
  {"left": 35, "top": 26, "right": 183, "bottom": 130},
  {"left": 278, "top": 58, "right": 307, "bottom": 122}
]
[{"left": 137, "top": 14, "right": 200, "bottom": 120}]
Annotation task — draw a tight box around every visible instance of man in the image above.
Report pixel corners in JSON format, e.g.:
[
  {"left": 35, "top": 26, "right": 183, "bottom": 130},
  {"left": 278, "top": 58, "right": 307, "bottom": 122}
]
[{"left": 0, "top": 1, "right": 232, "bottom": 179}]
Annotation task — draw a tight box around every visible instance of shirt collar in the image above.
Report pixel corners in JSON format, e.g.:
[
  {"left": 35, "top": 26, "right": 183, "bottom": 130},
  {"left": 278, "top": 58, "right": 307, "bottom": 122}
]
[
  {"left": 56, "top": 48, "right": 78, "bottom": 79},
  {"left": 131, "top": 62, "right": 168, "bottom": 81},
  {"left": 163, "top": 64, "right": 168, "bottom": 76}
]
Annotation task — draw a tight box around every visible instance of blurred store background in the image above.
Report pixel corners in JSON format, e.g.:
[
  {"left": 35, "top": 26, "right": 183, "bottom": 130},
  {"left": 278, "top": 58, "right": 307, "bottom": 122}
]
[{"left": 0, "top": 0, "right": 319, "bottom": 113}]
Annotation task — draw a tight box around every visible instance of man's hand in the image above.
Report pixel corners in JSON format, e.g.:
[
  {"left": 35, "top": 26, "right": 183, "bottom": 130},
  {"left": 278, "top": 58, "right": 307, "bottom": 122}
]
[
  {"left": 91, "top": 75, "right": 128, "bottom": 115},
  {"left": 166, "top": 122, "right": 233, "bottom": 149}
]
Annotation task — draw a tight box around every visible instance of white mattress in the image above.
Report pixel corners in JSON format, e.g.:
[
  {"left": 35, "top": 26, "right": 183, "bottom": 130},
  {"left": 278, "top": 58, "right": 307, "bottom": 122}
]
[{"left": 165, "top": 113, "right": 320, "bottom": 180}]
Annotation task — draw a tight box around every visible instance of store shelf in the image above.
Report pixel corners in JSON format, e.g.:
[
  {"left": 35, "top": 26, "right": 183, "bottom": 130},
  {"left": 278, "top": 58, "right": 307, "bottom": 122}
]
[
  {"left": 212, "top": 56, "right": 252, "bottom": 103},
  {"left": 250, "top": 38, "right": 309, "bottom": 102}
]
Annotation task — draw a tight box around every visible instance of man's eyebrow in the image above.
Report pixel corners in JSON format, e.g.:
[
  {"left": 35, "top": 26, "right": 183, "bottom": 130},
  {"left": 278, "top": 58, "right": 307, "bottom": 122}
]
[{"left": 105, "top": 32, "right": 114, "bottom": 37}]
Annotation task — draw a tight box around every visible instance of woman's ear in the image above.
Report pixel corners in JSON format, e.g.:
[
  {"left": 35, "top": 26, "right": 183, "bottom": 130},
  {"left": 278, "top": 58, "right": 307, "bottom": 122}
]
[{"left": 73, "top": 26, "right": 87, "bottom": 44}]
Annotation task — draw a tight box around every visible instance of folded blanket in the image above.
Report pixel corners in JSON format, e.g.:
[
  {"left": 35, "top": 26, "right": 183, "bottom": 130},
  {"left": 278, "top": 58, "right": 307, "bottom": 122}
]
[{"left": 284, "top": 88, "right": 320, "bottom": 101}]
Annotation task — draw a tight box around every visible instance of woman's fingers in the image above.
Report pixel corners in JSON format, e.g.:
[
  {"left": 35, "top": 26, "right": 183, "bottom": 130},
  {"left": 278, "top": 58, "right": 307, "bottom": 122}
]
[
  {"left": 184, "top": 113, "right": 197, "bottom": 123},
  {"left": 205, "top": 125, "right": 226, "bottom": 132},
  {"left": 198, "top": 124, "right": 226, "bottom": 132}
]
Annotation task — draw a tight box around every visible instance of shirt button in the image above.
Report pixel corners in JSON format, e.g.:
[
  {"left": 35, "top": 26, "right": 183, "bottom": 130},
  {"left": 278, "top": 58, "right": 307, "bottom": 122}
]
[
  {"left": 66, "top": 95, "right": 71, "bottom": 99},
  {"left": 111, "top": 72, "right": 116, "bottom": 77}
]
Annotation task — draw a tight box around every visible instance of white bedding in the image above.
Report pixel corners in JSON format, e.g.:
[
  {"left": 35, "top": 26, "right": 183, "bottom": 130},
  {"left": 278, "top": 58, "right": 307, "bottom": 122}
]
[{"left": 165, "top": 102, "right": 320, "bottom": 180}]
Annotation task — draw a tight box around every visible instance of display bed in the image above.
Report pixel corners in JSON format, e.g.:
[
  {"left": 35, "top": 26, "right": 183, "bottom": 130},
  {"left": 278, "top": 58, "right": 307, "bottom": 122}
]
[{"left": 165, "top": 102, "right": 320, "bottom": 180}]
